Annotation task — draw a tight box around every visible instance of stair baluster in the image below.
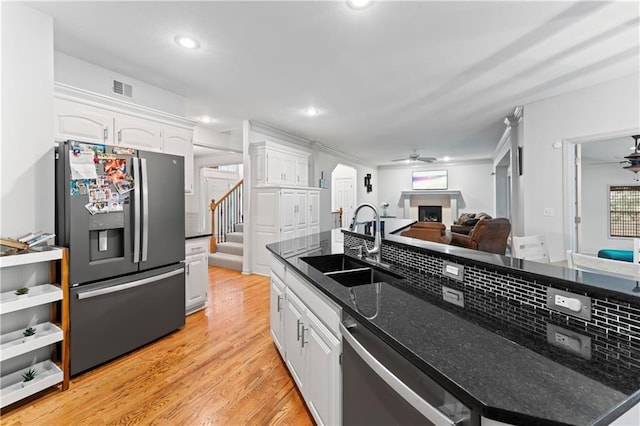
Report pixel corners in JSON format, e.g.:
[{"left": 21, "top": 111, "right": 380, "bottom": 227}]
[{"left": 210, "top": 179, "right": 244, "bottom": 254}]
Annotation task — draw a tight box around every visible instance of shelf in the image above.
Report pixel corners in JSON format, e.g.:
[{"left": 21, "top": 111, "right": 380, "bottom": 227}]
[
  {"left": 0, "top": 322, "right": 63, "bottom": 362},
  {"left": 0, "top": 284, "right": 63, "bottom": 315},
  {"left": 0, "top": 360, "right": 63, "bottom": 408},
  {"left": 0, "top": 246, "right": 62, "bottom": 268}
]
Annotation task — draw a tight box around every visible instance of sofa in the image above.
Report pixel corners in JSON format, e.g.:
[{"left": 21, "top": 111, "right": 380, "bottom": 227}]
[
  {"left": 449, "top": 218, "right": 511, "bottom": 255},
  {"left": 450, "top": 212, "right": 492, "bottom": 235},
  {"left": 400, "top": 222, "right": 450, "bottom": 244}
]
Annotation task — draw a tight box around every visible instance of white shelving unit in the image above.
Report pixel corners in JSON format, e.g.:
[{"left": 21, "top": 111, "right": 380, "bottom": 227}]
[
  {"left": 0, "top": 246, "right": 69, "bottom": 408},
  {"left": 0, "top": 360, "right": 64, "bottom": 407}
]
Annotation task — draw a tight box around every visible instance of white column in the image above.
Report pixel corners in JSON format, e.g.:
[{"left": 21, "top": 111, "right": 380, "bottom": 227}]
[{"left": 507, "top": 108, "right": 524, "bottom": 236}]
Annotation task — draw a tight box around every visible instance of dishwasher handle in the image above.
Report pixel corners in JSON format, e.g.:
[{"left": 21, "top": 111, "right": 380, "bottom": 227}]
[
  {"left": 77, "top": 269, "right": 183, "bottom": 300},
  {"left": 339, "top": 322, "right": 460, "bottom": 426}
]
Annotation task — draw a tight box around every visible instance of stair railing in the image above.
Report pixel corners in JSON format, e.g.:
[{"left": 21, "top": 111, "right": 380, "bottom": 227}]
[{"left": 210, "top": 179, "right": 244, "bottom": 253}]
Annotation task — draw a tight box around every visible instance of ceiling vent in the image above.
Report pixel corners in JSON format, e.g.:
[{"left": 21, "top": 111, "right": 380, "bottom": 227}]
[{"left": 112, "top": 80, "right": 133, "bottom": 98}]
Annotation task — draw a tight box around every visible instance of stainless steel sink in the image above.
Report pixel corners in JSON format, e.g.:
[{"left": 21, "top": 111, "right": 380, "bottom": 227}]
[
  {"left": 326, "top": 268, "right": 402, "bottom": 287},
  {"left": 301, "top": 254, "right": 369, "bottom": 273},
  {"left": 301, "top": 254, "right": 404, "bottom": 287}
]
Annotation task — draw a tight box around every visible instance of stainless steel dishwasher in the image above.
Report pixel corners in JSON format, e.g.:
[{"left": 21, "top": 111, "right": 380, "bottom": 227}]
[{"left": 340, "top": 314, "right": 475, "bottom": 426}]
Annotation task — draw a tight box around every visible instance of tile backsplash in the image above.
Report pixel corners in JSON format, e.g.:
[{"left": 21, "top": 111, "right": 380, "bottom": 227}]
[{"left": 343, "top": 232, "right": 640, "bottom": 387}]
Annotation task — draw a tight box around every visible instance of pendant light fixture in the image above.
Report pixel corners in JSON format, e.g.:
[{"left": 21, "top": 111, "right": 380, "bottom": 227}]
[{"left": 624, "top": 135, "right": 640, "bottom": 180}]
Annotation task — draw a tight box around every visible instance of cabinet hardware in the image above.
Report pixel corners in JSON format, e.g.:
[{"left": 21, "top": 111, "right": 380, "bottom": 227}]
[
  {"left": 297, "top": 319, "right": 302, "bottom": 341},
  {"left": 118, "top": 130, "right": 122, "bottom": 142},
  {"left": 301, "top": 326, "right": 309, "bottom": 348},
  {"left": 103, "top": 128, "right": 108, "bottom": 141},
  {"left": 277, "top": 295, "right": 282, "bottom": 312}
]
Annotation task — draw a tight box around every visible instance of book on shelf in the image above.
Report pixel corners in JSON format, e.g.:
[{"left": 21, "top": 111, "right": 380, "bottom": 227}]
[
  {"left": 17, "top": 231, "right": 44, "bottom": 243},
  {"left": 0, "top": 237, "right": 29, "bottom": 251},
  {"left": 24, "top": 233, "right": 55, "bottom": 248}
]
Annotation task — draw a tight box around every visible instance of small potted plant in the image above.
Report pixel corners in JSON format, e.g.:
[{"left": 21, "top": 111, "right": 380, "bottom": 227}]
[
  {"left": 14, "top": 287, "right": 29, "bottom": 299},
  {"left": 22, "top": 327, "right": 36, "bottom": 342},
  {"left": 21, "top": 368, "right": 38, "bottom": 387},
  {"left": 381, "top": 202, "right": 390, "bottom": 217}
]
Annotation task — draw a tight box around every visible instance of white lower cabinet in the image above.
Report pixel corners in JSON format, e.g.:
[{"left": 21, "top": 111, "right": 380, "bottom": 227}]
[
  {"left": 185, "top": 238, "right": 209, "bottom": 315},
  {"left": 270, "top": 273, "right": 286, "bottom": 357},
  {"left": 270, "top": 255, "right": 341, "bottom": 426}
]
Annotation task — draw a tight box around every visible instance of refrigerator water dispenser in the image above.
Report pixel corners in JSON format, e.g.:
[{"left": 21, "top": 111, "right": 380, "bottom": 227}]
[{"left": 89, "top": 213, "right": 125, "bottom": 261}]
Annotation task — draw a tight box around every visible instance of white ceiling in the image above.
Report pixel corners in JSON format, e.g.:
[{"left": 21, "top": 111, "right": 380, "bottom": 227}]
[{"left": 29, "top": 1, "right": 640, "bottom": 165}]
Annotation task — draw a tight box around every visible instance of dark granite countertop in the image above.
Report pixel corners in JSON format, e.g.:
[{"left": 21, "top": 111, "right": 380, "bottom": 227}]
[
  {"left": 185, "top": 233, "right": 212, "bottom": 240},
  {"left": 266, "top": 230, "right": 640, "bottom": 426}
]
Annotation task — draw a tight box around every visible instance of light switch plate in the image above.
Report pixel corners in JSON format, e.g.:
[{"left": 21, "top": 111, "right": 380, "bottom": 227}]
[
  {"left": 546, "top": 323, "right": 591, "bottom": 359},
  {"left": 442, "top": 261, "right": 464, "bottom": 282},
  {"left": 546, "top": 288, "right": 591, "bottom": 320}
]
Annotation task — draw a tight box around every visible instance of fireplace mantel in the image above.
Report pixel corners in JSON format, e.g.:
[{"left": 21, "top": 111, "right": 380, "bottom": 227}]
[{"left": 399, "top": 190, "right": 463, "bottom": 223}]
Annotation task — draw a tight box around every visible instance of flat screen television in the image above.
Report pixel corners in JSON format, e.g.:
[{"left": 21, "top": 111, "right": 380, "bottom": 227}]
[{"left": 412, "top": 170, "right": 448, "bottom": 190}]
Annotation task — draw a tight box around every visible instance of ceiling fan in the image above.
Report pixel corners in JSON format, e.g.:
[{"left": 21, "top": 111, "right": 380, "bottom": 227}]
[{"left": 392, "top": 150, "right": 436, "bottom": 163}]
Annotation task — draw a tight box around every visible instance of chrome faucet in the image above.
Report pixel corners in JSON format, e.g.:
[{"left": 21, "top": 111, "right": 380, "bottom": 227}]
[{"left": 349, "top": 203, "right": 382, "bottom": 264}]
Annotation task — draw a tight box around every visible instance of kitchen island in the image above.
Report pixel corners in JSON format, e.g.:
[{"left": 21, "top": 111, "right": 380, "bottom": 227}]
[{"left": 267, "top": 229, "right": 640, "bottom": 425}]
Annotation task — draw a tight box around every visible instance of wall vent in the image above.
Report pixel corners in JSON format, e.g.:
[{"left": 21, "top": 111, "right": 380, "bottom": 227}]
[{"left": 112, "top": 80, "right": 133, "bottom": 97}]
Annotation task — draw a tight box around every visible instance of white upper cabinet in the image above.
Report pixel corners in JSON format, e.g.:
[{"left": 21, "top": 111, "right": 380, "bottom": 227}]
[
  {"left": 55, "top": 98, "right": 112, "bottom": 144},
  {"left": 113, "top": 113, "right": 164, "bottom": 152},
  {"left": 54, "top": 85, "right": 196, "bottom": 194},
  {"left": 251, "top": 141, "right": 310, "bottom": 187},
  {"left": 164, "top": 126, "right": 195, "bottom": 194}
]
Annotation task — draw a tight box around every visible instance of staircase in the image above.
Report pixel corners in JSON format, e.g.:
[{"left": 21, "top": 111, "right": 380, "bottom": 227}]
[
  {"left": 208, "top": 179, "right": 244, "bottom": 272},
  {"left": 208, "top": 223, "right": 244, "bottom": 271}
]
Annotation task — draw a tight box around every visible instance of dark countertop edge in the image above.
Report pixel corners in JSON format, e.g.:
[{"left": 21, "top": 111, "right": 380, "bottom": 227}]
[
  {"left": 185, "top": 233, "right": 212, "bottom": 240},
  {"left": 593, "top": 390, "right": 640, "bottom": 426},
  {"left": 344, "top": 230, "right": 640, "bottom": 304},
  {"left": 266, "top": 244, "right": 584, "bottom": 426}
]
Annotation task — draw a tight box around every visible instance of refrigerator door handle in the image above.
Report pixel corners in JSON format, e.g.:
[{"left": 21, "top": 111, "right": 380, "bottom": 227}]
[
  {"left": 77, "top": 269, "right": 183, "bottom": 300},
  {"left": 141, "top": 158, "right": 149, "bottom": 262},
  {"left": 132, "top": 157, "right": 141, "bottom": 263}
]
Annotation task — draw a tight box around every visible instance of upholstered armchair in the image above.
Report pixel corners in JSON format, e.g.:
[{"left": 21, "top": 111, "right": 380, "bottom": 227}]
[
  {"left": 449, "top": 218, "right": 511, "bottom": 254},
  {"left": 400, "top": 222, "right": 450, "bottom": 244}
]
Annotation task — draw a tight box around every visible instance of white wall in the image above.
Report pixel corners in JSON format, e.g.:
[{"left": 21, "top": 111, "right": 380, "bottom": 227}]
[
  {"left": 54, "top": 51, "right": 186, "bottom": 116},
  {"left": 522, "top": 73, "right": 640, "bottom": 261},
  {"left": 377, "top": 162, "right": 495, "bottom": 222},
  {"left": 1, "top": 3, "right": 54, "bottom": 238},
  {"left": 315, "top": 148, "right": 378, "bottom": 230},
  {"left": 581, "top": 163, "right": 636, "bottom": 255}
]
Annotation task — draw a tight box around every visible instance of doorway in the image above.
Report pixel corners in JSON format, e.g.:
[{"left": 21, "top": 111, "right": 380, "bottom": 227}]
[
  {"left": 563, "top": 131, "right": 640, "bottom": 255},
  {"left": 331, "top": 164, "right": 357, "bottom": 229}
]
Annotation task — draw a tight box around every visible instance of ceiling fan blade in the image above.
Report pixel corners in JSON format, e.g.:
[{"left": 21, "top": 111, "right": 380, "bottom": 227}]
[
  {"left": 391, "top": 158, "right": 408, "bottom": 162},
  {"left": 418, "top": 157, "right": 436, "bottom": 162}
]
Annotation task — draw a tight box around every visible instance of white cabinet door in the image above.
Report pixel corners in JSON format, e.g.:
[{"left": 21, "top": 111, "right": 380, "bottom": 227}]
[
  {"left": 114, "top": 114, "right": 164, "bottom": 151},
  {"left": 284, "top": 292, "right": 306, "bottom": 391},
  {"left": 282, "top": 154, "right": 296, "bottom": 186},
  {"left": 266, "top": 150, "right": 285, "bottom": 185},
  {"left": 185, "top": 254, "right": 208, "bottom": 314},
  {"left": 55, "top": 98, "right": 112, "bottom": 144},
  {"left": 305, "top": 311, "right": 341, "bottom": 426},
  {"left": 164, "top": 126, "right": 194, "bottom": 194},
  {"left": 294, "top": 191, "right": 308, "bottom": 251},
  {"left": 308, "top": 190, "right": 321, "bottom": 249},
  {"left": 270, "top": 274, "right": 286, "bottom": 357},
  {"left": 280, "top": 190, "right": 296, "bottom": 256},
  {"left": 295, "top": 156, "right": 308, "bottom": 186}
]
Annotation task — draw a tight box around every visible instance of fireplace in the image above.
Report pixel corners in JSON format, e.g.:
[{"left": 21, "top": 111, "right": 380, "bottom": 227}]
[{"left": 419, "top": 206, "right": 442, "bottom": 222}]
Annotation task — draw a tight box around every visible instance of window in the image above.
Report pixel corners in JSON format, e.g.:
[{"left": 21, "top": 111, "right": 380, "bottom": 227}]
[{"left": 610, "top": 185, "right": 640, "bottom": 237}]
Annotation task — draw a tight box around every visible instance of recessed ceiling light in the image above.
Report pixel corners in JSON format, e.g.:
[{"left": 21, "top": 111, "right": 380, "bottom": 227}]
[
  {"left": 443, "top": 156, "right": 450, "bottom": 162},
  {"left": 200, "top": 116, "right": 214, "bottom": 123},
  {"left": 175, "top": 35, "right": 200, "bottom": 49},
  {"left": 304, "top": 107, "right": 320, "bottom": 117},
  {"left": 346, "top": 0, "right": 374, "bottom": 10}
]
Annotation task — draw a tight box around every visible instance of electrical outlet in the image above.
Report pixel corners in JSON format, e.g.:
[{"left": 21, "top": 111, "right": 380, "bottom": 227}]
[
  {"left": 546, "top": 323, "right": 591, "bottom": 359},
  {"left": 543, "top": 207, "right": 555, "bottom": 217},
  {"left": 547, "top": 288, "right": 591, "bottom": 320}
]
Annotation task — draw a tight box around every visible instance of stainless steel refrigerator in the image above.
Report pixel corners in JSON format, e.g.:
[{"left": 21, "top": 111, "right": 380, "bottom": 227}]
[{"left": 55, "top": 140, "right": 185, "bottom": 375}]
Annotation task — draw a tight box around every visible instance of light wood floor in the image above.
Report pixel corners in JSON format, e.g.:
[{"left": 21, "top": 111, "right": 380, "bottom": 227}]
[{"left": 1, "top": 267, "right": 313, "bottom": 425}]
